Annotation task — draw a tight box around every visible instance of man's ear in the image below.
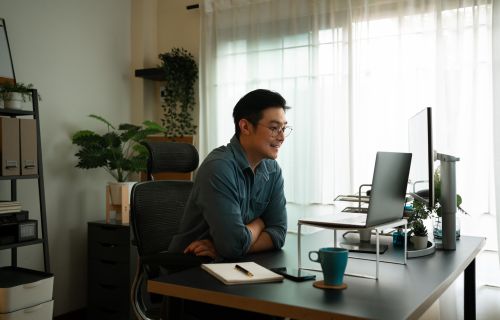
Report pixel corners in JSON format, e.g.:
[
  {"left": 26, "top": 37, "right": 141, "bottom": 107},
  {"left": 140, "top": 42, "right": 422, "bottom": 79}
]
[{"left": 239, "top": 119, "right": 252, "bottom": 136}]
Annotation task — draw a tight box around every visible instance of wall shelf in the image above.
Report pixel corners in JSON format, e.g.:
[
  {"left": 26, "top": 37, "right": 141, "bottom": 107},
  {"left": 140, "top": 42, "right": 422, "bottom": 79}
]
[
  {"left": 0, "top": 239, "right": 43, "bottom": 250},
  {"left": 0, "top": 174, "right": 38, "bottom": 180},
  {"left": 0, "top": 108, "right": 34, "bottom": 116},
  {"left": 134, "top": 67, "right": 165, "bottom": 81}
]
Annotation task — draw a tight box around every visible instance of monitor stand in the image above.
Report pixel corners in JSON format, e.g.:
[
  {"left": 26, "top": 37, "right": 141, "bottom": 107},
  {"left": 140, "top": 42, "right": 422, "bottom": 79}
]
[
  {"left": 339, "top": 229, "right": 388, "bottom": 254},
  {"left": 340, "top": 241, "right": 388, "bottom": 254}
]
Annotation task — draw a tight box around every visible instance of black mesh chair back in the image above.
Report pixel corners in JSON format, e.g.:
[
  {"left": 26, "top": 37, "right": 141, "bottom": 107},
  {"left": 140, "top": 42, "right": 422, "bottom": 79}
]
[
  {"left": 131, "top": 180, "right": 192, "bottom": 258},
  {"left": 143, "top": 141, "right": 199, "bottom": 180},
  {"left": 130, "top": 141, "right": 200, "bottom": 320}
]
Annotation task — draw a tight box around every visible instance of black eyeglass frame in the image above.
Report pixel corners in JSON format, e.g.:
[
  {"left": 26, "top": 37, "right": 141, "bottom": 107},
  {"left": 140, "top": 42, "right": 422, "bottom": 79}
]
[{"left": 257, "top": 123, "right": 293, "bottom": 137}]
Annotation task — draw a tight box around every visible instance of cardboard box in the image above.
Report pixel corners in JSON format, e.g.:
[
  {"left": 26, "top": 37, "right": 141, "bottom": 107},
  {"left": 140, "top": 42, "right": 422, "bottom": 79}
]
[
  {"left": 19, "top": 119, "right": 37, "bottom": 175},
  {"left": 0, "top": 117, "right": 20, "bottom": 176}
]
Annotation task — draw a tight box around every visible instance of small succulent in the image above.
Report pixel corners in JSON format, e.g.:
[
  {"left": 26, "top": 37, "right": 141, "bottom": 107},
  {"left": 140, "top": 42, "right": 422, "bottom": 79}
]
[{"left": 411, "top": 219, "right": 428, "bottom": 237}]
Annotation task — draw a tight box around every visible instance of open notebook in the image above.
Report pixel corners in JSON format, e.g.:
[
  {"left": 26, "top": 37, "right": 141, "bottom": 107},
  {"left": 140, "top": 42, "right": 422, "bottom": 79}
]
[{"left": 201, "top": 262, "right": 284, "bottom": 285}]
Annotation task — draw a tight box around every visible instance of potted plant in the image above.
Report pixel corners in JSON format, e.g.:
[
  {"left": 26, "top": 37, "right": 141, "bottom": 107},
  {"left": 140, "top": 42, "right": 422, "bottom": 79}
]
[
  {"left": 410, "top": 219, "right": 428, "bottom": 249},
  {"left": 158, "top": 47, "right": 198, "bottom": 138},
  {"left": 71, "top": 114, "right": 164, "bottom": 205},
  {"left": 408, "top": 199, "right": 431, "bottom": 250},
  {"left": 0, "top": 82, "right": 40, "bottom": 110}
]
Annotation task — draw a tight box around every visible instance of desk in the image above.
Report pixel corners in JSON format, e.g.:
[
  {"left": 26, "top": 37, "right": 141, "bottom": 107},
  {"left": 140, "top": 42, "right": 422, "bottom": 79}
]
[{"left": 148, "top": 231, "right": 484, "bottom": 320}]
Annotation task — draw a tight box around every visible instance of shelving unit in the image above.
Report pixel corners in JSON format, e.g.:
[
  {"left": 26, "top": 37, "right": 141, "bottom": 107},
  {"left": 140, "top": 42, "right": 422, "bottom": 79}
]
[{"left": 0, "top": 88, "right": 50, "bottom": 273}]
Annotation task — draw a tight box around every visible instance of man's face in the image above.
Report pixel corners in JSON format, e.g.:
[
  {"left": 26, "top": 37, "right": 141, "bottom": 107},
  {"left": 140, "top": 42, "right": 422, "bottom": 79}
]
[{"left": 247, "top": 107, "right": 288, "bottom": 162}]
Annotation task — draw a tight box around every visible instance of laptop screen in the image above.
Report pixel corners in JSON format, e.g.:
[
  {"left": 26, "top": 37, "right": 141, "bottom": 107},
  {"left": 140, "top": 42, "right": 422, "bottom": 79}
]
[{"left": 366, "top": 152, "right": 412, "bottom": 227}]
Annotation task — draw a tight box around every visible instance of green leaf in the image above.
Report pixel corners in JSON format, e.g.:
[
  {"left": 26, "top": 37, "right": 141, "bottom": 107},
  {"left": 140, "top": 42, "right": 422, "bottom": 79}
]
[
  {"left": 89, "top": 114, "right": 115, "bottom": 130},
  {"left": 71, "top": 130, "right": 101, "bottom": 145}
]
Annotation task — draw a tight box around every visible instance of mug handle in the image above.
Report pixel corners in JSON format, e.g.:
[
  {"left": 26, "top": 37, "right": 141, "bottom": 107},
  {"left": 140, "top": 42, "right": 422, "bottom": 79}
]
[{"left": 308, "top": 251, "right": 320, "bottom": 262}]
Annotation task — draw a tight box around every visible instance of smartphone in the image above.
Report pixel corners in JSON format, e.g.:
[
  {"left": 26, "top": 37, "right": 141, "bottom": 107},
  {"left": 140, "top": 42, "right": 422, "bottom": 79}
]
[{"left": 271, "top": 267, "right": 316, "bottom": 282}]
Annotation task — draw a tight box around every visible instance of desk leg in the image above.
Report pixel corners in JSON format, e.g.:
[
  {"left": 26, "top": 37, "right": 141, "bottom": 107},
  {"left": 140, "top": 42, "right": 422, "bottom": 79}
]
[
  {"left": 464, "top": 258, "right": 476, "bottom": 320},
  {"left": 162, "top": 296, "right": 184, "bottom": 320},
  {"left": 298, "top": 223, "right": 302, "bottom": 269}
]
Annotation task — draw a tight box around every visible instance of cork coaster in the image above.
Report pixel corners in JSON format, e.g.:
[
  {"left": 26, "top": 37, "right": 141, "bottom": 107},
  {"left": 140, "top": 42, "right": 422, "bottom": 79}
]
[{"left": 313, "top": 280, "right": 347, "bottom": 290}]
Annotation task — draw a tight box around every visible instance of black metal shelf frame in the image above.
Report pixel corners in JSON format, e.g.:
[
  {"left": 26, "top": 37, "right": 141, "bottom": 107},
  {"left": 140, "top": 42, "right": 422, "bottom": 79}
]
[{"left": 0, "top": 89, "right": 50, "bottom": 273}]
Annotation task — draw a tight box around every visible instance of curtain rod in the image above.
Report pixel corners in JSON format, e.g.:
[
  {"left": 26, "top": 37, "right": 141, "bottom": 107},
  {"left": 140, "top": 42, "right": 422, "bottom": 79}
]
[{"left": 186, "top": 4, "right": 199, "bottom": 10}]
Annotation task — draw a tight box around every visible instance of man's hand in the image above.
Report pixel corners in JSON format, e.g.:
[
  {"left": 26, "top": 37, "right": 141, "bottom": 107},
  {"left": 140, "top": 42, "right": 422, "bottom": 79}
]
[
  {"left": 248, "top": 231, "right": 274, "bottom": 253},
  {"left": 246, "top": 217, "right": 265, "bottom": 244},
  {"left": 246, "top": 218, "right": 274, "bottom": 253},
  {"left": 184, "top": 239, "right": 218, "bottom": 259}
]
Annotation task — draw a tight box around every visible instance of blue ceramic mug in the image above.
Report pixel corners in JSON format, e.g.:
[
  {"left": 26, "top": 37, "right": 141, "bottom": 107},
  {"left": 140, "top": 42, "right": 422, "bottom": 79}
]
[{"left": 309, "top": 247, "right": 348, "bottom": 286}]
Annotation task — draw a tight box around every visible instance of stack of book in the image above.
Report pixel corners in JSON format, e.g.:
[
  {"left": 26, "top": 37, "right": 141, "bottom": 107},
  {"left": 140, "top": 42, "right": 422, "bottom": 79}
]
[{"left": 0, "top": 201, "right": 22, "bottom": 214}]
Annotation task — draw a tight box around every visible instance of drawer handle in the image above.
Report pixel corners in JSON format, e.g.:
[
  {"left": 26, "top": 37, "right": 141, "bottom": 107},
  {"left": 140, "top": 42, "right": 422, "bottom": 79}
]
[
  {"left": 98, "top": 241, "right": 117, "bottom": 248},
  {"left": 23, "top": 281, "right": 42, "bottom": 289},
  {"left": 24, "top": 303, "right": 44, "bottom": 313}
]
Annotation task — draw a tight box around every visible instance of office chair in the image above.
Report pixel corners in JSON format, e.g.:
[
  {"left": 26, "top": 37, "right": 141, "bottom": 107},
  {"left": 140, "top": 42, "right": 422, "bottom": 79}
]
[{"left": 130, "top": 141, "right": 203, "bottom": 320}]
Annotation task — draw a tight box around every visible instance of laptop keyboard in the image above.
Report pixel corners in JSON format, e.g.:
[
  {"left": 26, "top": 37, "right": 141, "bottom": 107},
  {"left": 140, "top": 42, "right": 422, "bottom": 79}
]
[{"left": 342, "top": 206, "right": 369, "bottom": 214}]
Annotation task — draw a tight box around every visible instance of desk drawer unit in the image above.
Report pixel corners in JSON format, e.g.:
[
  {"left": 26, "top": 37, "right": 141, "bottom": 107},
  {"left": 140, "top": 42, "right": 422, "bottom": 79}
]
[
  {"left": 87, "top": 221, "right": 137, "bottom": 320},
  {"left": 0, "top": 301, "right": 53, "bottom": 320},
  {"left": 0, "top": 267, "right": 53, "bottom": 320}
]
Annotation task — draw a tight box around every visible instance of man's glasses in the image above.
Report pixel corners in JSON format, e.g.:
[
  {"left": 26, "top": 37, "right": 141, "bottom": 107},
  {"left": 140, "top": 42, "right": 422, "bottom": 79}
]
[{"left": 258, "top": 124, "right": 293, "bottom": 137}]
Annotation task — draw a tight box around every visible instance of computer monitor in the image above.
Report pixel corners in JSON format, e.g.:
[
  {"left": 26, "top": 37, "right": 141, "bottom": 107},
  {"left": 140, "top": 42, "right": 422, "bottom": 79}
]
[{"left": 408, "top": 107, "right": 434, "bottom": 209}]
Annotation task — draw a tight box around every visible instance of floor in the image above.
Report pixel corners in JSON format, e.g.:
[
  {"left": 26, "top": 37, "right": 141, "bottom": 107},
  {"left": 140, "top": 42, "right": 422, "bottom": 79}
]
[{"left": 420, "top": 249, "right": 500, "bottom": 320}]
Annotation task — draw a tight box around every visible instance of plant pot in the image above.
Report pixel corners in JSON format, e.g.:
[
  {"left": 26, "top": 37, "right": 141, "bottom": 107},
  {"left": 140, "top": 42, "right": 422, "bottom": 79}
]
[
  {"left": 410, "top": 235, "right": 428, "bottom": 250},
  {"left": 108, "top": 182, "right": 136, "bottom": 205},
  {"left": 22, "top": 94, "right": 33, "bottom": 111},
  {"left": 3, "top": 92, "right": 24, "bottom": 110}
]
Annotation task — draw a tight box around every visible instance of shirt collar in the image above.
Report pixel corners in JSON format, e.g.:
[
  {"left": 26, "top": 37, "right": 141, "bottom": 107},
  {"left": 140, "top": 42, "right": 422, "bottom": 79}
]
[{"left": 229, "top": 135, "right": 270, "bottom": 180}]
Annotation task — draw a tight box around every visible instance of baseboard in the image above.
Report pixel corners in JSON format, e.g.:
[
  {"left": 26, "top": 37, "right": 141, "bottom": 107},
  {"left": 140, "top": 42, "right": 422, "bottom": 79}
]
[{"left": 53, "top": 308, "right": 86, "bottom": 320}]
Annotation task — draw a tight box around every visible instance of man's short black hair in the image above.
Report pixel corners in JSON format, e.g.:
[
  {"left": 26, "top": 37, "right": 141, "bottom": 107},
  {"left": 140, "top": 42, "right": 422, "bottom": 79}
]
[{"left": 232, "top": 89, "right": 289, "bottom": 136}]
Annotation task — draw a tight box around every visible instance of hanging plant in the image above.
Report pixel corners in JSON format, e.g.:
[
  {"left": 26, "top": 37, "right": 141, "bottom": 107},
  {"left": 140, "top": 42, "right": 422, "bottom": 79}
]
[{"left": 159, "top": 48, "right": 198, "bottom": 137}]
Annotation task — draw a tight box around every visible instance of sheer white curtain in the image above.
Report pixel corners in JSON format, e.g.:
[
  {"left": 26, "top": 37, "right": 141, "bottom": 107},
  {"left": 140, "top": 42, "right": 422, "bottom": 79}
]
[
  {"left": 199, "top": 0, "right": 494, "bottom": 244},
  {"left": 493, "top": 0, "right": 500, "bottom": 257}
]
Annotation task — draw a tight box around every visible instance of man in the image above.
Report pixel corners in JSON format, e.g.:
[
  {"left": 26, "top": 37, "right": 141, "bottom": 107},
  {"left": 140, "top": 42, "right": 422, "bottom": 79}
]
[{"left": 169, "top": 89, "right": 290, "bottom": 260}]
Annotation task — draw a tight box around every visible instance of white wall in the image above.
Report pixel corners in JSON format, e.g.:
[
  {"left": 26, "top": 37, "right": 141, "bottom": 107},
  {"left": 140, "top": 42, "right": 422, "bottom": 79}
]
[{"left": 0, "top": 0, "right": 131, "bottom": 316}]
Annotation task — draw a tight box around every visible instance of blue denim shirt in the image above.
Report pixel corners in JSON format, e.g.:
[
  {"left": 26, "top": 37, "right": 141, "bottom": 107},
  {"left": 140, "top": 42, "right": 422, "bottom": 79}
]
[{"left": 168, "top": 135, "right": 287, "bottom": 259}]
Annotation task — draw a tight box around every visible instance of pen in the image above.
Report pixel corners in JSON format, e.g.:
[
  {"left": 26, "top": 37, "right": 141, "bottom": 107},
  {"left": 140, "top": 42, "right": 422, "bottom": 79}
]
[{"left": 235, "top": 264, "right": 254, "bottom": 277}]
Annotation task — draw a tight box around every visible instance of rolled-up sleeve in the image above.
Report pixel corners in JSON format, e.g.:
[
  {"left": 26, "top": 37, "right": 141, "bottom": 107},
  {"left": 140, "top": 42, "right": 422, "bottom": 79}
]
[
  {"left": 260, "top": 166, "right": 287, "bottom": 249},
  {"left": 197, "top": 160, "right": 252, "bottom": 259}
]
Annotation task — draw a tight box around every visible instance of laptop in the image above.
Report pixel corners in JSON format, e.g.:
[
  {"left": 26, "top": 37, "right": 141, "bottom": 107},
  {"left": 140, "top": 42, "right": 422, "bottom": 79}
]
[{"left": 299, "top": 151, "right": 412, "bottom": 228}]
